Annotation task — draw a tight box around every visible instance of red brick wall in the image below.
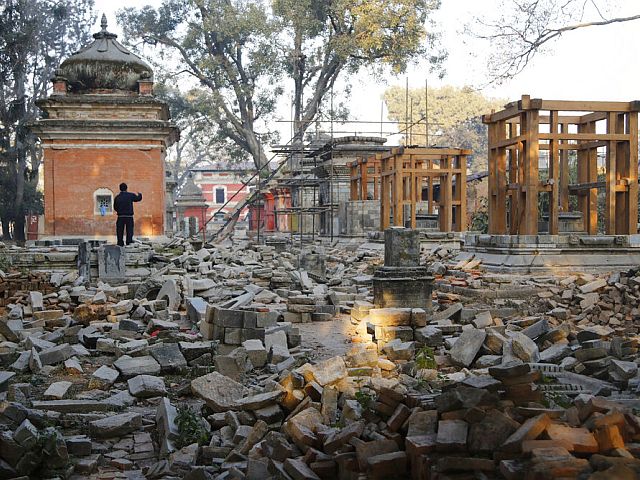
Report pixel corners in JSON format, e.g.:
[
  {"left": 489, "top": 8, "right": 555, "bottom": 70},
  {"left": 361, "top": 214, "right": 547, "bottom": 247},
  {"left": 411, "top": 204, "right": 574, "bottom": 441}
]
[{"left": 43, "top": 140, "right": 166, "bottom": 237}]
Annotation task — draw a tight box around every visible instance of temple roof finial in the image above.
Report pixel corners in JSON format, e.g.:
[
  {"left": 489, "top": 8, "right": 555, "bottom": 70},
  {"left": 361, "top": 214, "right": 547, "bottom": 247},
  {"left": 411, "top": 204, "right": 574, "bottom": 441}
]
[{"left": 100, "top": 13, "right": 108, "bottom": 32}]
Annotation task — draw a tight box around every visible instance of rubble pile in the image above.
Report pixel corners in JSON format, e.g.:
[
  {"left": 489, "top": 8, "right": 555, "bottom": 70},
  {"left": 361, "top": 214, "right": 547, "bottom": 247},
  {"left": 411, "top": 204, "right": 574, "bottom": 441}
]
[{"left": 1, "top": 234, "right": 640, "bottom": 479}]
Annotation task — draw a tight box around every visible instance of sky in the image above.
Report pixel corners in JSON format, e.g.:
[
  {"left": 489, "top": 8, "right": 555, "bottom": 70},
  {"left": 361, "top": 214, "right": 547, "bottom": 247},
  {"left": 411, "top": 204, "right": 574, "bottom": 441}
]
[{"left": 95, "top": 0, "right": 640, "bottom": 145}]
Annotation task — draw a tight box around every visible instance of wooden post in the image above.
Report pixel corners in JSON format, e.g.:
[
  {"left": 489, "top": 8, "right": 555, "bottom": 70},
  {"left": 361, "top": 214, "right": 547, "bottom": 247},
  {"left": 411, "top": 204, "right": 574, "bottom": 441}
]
[
  {"left": 350, "top": 162, "right": 358, "bottom": 201},
  {"left": 627, "top": 111, "right": 639, "bottom": 234},
  {"left": 361, "top": 159, "right": 368, "bottom": 201},
  {"left": 508, "top": 124, "right": 518, "bottom": 234},
  {"left": 427, "top": 159, "right": 434, "bottom": 214},
  {"left": 523, "top": 109, "right": 539, "bottom": 235},
  {"left": 605, "top": 112, "right": 617, "bottom": 234},
  {"left": 587, "top": 121, "right": 598, "bottom": 235},
  {"left": 456, "top": 154, "right": 467, "bottom": 230},
  {"left": 549, "top": 110, "right": 560, "bottom": 235},
  {"left": 487, "top": 122, "right": 497, "bottom": 233},
  {"left": 373, "top": 156, "right": 380, "bottom": 200},
  {"left": 496, "top": 120, "right": 508, "bottom": 234},
  {"left": 559, "top": 122, "right": 569, "bottom": 212},
  {"left": 439, "top": 155, "right": 452, "bottom": 231},
  {"left": 380, "top": 157, "right": 390, "bottom": 230},
  {"left": 408, "top": 154, "right": 416, "bottom": 229},
  {"left": 393, "top": 153, "right": 404, "bottom": 226}
]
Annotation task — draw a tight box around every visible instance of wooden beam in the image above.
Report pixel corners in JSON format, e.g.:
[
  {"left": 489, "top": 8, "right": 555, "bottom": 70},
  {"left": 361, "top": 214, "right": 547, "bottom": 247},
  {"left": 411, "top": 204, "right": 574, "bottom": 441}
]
[
  {"left": 605, "top": 112, "right": 617, "bottom": 234},
  {"left": 627, "top": 111, "right": 639, "bottom": 234},
  {"left": 539, "top": 133, "right": 629, "bottom": 141},
  {"left": 549, "top": 111, "right": 560, "bottom": 235},
  {"left": 540, "top": 99, "right": 636, "bottom": 112},
  {"left": 559, "top": 122, "right": 569, "bottom": 212},
  {"left": 522, "top": 109, "right": 540, "bottom": 235}
]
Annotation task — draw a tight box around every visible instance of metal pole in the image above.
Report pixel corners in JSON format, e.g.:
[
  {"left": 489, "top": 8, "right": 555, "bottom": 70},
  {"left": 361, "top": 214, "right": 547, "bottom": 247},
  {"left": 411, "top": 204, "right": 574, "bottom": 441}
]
[
  {"left": 410, "top": 102, "right": 413, "bottom": 145},
  {"left": 405, "top": 77, "right": 409, "bottom": 146},
  {"left": 425, "top": 78, "right": 429, "bottom": 146}
]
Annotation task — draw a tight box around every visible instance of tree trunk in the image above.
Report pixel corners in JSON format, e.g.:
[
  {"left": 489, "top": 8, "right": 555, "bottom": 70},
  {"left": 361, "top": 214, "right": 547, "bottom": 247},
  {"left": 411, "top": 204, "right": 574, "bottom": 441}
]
[
  {"left": 0, "top": 216, "right": 10, "bottom": 240},
  {"left": 13, "top": 216, "right": 25, "bottom": 244},
  {"left": 245, "top": 131, "right": 269, "bottom": 172},
  {"left": 12, "top": 66, "right": 27, "bottom": 243}
]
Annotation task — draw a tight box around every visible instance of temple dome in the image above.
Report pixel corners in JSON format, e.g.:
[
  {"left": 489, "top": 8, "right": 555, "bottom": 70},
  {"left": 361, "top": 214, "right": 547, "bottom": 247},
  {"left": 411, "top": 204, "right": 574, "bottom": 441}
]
[{"left": 57, "top": 14, "right": 153, "bottom": 94}]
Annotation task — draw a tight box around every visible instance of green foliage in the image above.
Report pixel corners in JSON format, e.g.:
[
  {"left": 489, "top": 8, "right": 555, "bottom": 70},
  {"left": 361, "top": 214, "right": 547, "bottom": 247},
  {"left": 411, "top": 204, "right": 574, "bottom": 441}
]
[
  {"left": 542, "top": 391, "right": 571, "bottom": 409},
  {"left": 174, "top": 405, "right": 211, "bottom": 449},
  {"left": 470, "top": 196, "right": 489, "bottom": 233},
  {"left": 354, "top": 389, "right": 375, "bottom": 411},
  {"left": 415, "top": 346, "right": 437, "bottom": 370},
  {"left": 118, "top": 0, "right": 443, "bottom": 168},
  {"left": 384, "top": 85, "right": 507, "bottom": 173},
  {"left": 0, "top": 253, "right": 11, "bottom": 271},
  {"left": 0, "top": 0, "right": 93, "bottom": 240}
]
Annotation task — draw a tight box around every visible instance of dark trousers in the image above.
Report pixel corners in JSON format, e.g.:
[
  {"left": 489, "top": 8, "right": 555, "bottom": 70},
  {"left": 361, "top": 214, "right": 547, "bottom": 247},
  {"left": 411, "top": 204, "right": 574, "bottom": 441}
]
[{"left": 116, "top": 216, "right": 134, "bottom": 246}]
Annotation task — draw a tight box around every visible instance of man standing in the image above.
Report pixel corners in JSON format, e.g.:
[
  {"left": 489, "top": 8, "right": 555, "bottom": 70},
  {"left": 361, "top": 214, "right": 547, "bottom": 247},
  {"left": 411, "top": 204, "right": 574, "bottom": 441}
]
[{"left": 113, "top": 183, "right": 142, "bottom": 246}]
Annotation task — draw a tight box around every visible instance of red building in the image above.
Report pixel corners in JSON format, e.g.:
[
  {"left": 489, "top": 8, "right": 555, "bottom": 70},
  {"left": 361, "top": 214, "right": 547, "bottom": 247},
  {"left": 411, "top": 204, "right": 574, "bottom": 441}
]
[
  {"left": 30, "top": 15, "right": 177, "bottom": 239},
  {"left": 189, "top": 164, "right": 255, "bottom": 226}
]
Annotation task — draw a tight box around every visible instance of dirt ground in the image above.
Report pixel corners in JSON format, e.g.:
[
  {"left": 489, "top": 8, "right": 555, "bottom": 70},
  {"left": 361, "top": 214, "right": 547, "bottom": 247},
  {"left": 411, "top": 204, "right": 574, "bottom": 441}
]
[{"left": 297, "top": 314, "right": 356, "bottom": 361}]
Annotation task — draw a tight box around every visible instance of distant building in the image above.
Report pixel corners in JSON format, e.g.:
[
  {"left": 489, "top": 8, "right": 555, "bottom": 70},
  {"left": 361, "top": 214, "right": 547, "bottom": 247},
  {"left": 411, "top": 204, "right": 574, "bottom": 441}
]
[{"left": 189, "top": 163, "right": 256, "bottom": 226}]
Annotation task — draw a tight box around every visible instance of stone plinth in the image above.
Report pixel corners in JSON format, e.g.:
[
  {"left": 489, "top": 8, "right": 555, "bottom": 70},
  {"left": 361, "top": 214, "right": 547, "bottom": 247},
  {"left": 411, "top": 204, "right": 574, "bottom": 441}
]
[
  {"left": 462, "top": 233, "right": 640, "bottom": 273},
  {"left": 539, "top": 212, "right": 585, "bottom": 234},
  {"left": 374, "top": 228, "right": 433, "bottom": 311},
  {"left": 373, "top": 267, "right": 433, "bottom": 310},
  {"left": 415, "top": 213, "right": 440, "bottom": 230}
]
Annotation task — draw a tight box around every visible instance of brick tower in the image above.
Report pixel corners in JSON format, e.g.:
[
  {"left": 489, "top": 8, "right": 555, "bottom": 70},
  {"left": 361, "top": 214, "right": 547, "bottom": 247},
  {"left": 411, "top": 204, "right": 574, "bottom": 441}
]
[{"left": 30, "top": 15, "right": 178, "bottom": 239}]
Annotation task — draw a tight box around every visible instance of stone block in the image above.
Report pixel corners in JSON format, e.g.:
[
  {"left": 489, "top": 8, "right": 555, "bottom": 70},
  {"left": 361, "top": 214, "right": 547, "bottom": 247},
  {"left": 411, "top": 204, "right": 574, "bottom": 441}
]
[
  {"left": 368, "top": 308, "right": 412, "bottom": 326},
  {"left": 127, "top": 375, "right": 166, "bottom": 398},
  {"left": 98, "top": 245, "right": 126, "bottom": 280},
  {"left": 501, "top": 413, "right": 550, "bottom": 453},
  {"left": 384, "top": 228, "right": 420, "bottom": 267},
  {"left": 449, "top": 329, "right": 486, "bottom": 367},
  {"left": 89, "top": 412, "right": 141, "bottom": 439},
  {"left": 191, "top": 371, "right": 248, "bottom": 412},
  {"left": 243, "top": 339, "right": 267, "bottom": 368},
  {"left": 436, "top": 420, "right": 468, "bottom": 452}
]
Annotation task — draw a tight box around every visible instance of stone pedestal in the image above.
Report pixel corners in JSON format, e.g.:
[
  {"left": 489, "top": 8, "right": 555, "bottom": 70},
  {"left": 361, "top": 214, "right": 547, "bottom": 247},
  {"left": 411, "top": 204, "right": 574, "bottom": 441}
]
[
  {"left": 539, "top": 212, "right": 584, "bottom": 234},
  {"left": 374, "top": 228, "right": 433, "bottom": 310},
  {"left": 98, "top": 245, "right": 126, "bottom": 281}
]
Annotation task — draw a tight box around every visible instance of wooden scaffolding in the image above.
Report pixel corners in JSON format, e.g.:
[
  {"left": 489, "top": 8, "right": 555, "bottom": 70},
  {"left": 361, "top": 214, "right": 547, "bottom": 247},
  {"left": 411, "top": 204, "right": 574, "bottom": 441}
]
[
  {"left": 350, "top": 155, "right": 382, "bottom": 201},
  {"left": 377, "top": 146, "right": 469, "bottom": 231},
  {"left": 485, "top": 95, "right": 639, "bottom": 236}
]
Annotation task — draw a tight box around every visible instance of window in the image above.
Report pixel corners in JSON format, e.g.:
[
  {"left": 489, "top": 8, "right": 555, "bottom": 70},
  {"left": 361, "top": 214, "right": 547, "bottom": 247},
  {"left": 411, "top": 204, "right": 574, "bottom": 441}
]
[
  {"left": 94, "top": 188, "right": 113, "bottom": 215},
  {"left": 215, "top": 187, "right": 226, "bottom": 204}
]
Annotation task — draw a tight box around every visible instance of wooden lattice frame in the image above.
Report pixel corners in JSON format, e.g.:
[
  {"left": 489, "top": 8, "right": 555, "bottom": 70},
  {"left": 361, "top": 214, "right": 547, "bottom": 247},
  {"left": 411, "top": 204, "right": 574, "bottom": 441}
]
[
  {"left": 350, "top": 154, "right": 382, "bottom": 201},
  {"left": 485, "top": 95, "right": 640, "bottom": 236},
  {"left": 378, "top": 147, "right": 469, "bottom": 231}
]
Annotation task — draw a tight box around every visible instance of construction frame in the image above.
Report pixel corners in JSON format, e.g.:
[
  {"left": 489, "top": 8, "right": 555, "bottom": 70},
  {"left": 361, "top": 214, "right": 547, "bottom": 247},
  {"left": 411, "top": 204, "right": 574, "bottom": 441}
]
[
  {"left": 485, "top": 95, "right": 640, "bottom": 236},
  {"left": 350, "top": 154, "right": 382, "bottom": 202},
  {"left": 377, "top": 146, "right": 470, "bottom": 231}
]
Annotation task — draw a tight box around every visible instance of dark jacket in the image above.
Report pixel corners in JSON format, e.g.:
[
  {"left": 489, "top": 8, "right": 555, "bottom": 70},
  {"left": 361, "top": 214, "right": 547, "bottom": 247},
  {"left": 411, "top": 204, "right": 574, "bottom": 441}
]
[{"left": 114, "top": 191, "right": 142, "bottom": 216}]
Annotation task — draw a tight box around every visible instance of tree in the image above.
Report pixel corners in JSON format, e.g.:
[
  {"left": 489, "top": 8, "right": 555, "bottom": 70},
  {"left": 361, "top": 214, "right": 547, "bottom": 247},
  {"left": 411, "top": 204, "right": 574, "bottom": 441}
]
[
  {"left": 468, "top": 0, "right": 640, "bottom": 83},
  {"left": 384, "top": 85, "right": 506, "bottom": 172},
  {"left": 0, "top": 0, "right": 94, "bottom": 241},
  {"left": 155, "top": 82, "right": 250, "bottom": 189},
  {"left": 118, "top": 0, "right": 444, "bottom": 170}
]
